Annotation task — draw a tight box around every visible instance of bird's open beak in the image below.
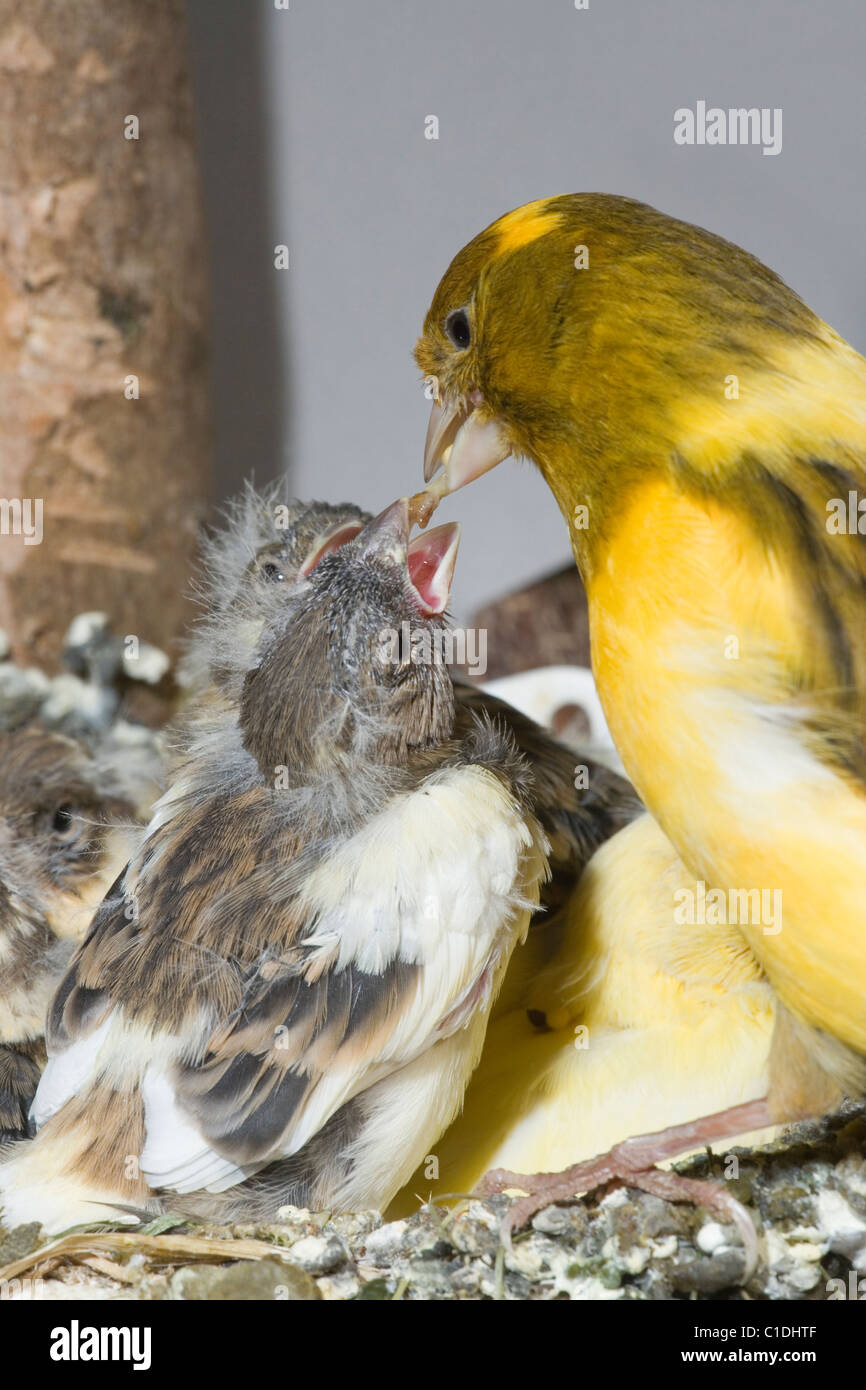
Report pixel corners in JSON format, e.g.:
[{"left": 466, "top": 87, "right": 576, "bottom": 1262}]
[
  {"left": 408, "top": 521, "right": 460, "bottom": 616},
  {"left": 422, "top": 391, "right": 512, "bottom": 493},
  {"left": 357, "top": 499, "right": 460, "bottom": 615}
]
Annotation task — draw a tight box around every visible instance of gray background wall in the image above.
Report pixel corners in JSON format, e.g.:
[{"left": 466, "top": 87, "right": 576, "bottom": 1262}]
[{"left": 186, "top": 0, "right": 866, "bottom": 621}]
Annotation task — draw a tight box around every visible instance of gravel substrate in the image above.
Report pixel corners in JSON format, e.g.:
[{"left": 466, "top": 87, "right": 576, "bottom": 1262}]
[{"left": 2, "top": 1106, "right": 864, "bottom": 1301}]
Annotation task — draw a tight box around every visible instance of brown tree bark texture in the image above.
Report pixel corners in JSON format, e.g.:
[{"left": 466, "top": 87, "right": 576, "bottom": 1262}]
[{"left": 0, "top": 0, "right": 211, "bottom": 678}]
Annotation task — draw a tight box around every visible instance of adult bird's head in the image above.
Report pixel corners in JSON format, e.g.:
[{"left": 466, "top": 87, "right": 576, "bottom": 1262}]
[{"left": 414, "top": 193, "right": 827, "bottom": 558}]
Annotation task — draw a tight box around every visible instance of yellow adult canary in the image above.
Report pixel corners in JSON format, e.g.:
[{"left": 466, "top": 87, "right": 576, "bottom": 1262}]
[{"left": 411, "top": 194, "right": 866, "bottom": 1220}]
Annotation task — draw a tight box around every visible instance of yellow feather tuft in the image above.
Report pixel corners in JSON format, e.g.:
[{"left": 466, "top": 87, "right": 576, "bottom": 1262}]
[{"left": 493, "top": 200, "right": 564, "bottom": 256}]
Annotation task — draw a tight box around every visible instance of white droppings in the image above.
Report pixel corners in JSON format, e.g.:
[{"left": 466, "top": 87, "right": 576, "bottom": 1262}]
[
  {"left": 362, "top": 1220, "right": 409, "bottom": 1266},
  {"left": 817, "top": 1189, "right": 866, "bottom": 1258},
  {"left": 697, "top": 1221, "right": 729, "bottom": 1254}
]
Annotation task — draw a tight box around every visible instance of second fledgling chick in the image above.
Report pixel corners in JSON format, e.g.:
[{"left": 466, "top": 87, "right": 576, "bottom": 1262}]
[
  {"left": 0, "top": 727, "right": 142, "bottom": 1141},
  {"left": 178, "top": 483, "right": 370, "bottom": 708},
  {"left": 0, "top": 500, "right": 548, "bottom": 1233}
]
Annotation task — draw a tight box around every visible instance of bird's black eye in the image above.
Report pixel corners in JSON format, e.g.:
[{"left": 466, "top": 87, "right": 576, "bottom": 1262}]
[
  {"left": 261, "top": 561, "right": 285, "bottom": 582},
  {"left": 444, "top": 307, "right": 471, "bottom": 350},
  {"left": 52, "top": 805, "right": 74, "bottom": 834}
]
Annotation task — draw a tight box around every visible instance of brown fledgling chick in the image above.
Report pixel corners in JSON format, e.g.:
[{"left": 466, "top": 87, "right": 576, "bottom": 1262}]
[
  {"left": 0, "top": 727, "right": 139, "bottom": 1141},
  {"left": 175, "top": 486, "right": 638, "bottom": 1035},
  {"left": 0, "top": 500, "right": 548, "bottom": 1233},
  {"left": 177, "top": 485, "right": 638, "bottom": 932}
]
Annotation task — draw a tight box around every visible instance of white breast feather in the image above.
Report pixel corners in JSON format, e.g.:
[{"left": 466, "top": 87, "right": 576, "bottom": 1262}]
[{"left": 134, "top": 762, "right": 544, "bottom": 1196}]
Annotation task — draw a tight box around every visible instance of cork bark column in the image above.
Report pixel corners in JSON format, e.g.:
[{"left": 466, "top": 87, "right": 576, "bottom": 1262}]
[{"left": 0, "top": 0, "right": 211, "bottom": 675}]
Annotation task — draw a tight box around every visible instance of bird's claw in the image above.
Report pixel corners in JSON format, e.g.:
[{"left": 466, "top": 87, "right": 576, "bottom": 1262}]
[{"left": 474, "top": 1147, "right": 759, "bottom": 1281}]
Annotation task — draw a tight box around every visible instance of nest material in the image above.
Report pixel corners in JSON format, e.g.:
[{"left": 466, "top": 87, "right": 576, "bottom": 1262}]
[{"left": 2, "top": 1107, "right": 864, "bottom": 1301}]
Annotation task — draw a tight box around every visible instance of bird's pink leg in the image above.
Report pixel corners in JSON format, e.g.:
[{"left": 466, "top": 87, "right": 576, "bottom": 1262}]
[{"left": 476, "top": 1098, "right": 775, "bottom": 1275}]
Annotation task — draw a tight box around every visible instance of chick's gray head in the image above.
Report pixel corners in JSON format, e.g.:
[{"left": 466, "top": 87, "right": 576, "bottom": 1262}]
[
  {"left": 183, "top": 482, "right": 371, "bottom": 698},
  {"left": 240, "top": 499, "right": 462, "bottom": 776}
]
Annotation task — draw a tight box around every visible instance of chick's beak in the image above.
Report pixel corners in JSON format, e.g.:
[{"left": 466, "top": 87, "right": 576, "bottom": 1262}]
[
  {"left": 299, "top": 519, "right": 366, "bottom": 576},
  {"left": 359, "top": 500, "right": 460, "bottom": 615},
  {"left": 356, "top": 497, "right": 411, "bottom": 564},
  {"left": 423, "top": 393, "right": 512, "bottom": 491},
  {"left": 408, "top": 521, "right": 460, "bottom": 616}
]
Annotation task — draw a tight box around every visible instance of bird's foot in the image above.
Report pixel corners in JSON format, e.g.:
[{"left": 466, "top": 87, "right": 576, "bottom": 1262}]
[{"left": 475, "top": 1097, "right": 773, "bottom": 1279}]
